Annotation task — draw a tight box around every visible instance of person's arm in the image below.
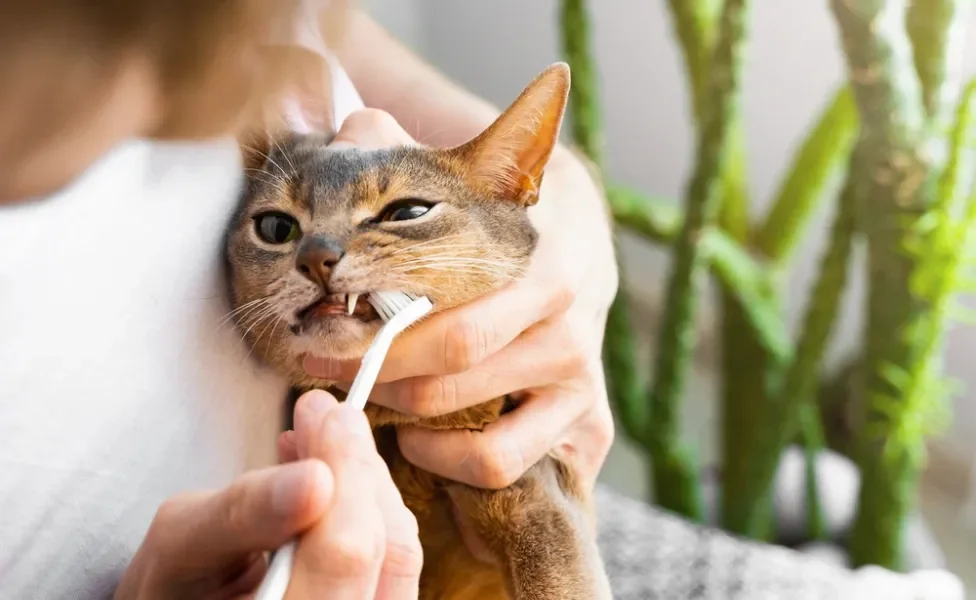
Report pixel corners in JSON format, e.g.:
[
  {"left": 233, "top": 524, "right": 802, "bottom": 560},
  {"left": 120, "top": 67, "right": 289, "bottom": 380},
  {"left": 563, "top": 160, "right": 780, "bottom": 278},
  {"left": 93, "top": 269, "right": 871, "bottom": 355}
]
[
  {"left": 334, "top": 10, "right": 586, "bottom": 180},
  {"left": 333, "top": 10, "right": 499, "bottom": 148}
]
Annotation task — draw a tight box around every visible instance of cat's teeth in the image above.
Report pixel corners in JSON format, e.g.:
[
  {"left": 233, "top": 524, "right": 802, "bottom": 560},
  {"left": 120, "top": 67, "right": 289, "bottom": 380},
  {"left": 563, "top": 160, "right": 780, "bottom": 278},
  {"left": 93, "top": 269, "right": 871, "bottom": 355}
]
[{"left": 347, "top": 293, "right": 359, "bottom": 316}]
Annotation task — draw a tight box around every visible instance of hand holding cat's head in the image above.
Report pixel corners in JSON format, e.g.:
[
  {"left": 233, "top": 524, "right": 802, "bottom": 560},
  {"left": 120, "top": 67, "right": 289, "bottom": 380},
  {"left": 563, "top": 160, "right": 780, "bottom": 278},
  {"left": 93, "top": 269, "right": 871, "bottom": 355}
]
[{"left": 225, "top": 60, "right": 570, "bottom": 386}]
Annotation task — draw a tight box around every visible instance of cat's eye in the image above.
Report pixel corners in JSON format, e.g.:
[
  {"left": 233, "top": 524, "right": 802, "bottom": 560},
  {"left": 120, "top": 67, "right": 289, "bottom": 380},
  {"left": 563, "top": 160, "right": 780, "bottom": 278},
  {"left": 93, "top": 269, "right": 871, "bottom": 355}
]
[
  {"left": 254, "top": 212, "right": 301, "bottom": 244},
  {"left": 379, "top": 199, "right": 435, "bottom": 223}
]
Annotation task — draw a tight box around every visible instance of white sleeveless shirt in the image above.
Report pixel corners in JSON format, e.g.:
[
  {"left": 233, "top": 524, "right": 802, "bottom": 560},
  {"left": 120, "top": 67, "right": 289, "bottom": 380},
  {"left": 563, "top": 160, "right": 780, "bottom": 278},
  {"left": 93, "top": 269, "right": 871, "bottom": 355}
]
[{"left": 0, "top": 61, "right": 364, "bottom": 600}]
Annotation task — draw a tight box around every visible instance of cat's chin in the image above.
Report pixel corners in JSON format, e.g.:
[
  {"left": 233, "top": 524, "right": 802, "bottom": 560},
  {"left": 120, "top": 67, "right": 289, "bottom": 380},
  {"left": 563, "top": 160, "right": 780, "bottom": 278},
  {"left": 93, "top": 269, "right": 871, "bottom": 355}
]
[{"left": 288, "top": 316, "right": 380, "bottom": 361}]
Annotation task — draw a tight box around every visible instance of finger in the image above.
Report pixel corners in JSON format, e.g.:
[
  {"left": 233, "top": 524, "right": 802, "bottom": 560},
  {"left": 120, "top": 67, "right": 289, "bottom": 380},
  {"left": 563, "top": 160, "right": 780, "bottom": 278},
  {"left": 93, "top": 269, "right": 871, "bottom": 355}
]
[
  {"left": 304, "top": 276, "right": 574, "bottom": 382},
  {"left": 292, "top": 389, "right": 339, "bottom": 461},
  {"left": 293, "top": 389, "right": 421, "bottom": 598},
  {"left": 289, "top": 401, "right": 387, "bottom": 600},
  {"left": 366, "top": 317, "right": 584, "bottom": 417},
  {"left": 152, "top": 460, "right": 333, "bottom": 576},
  {"left": 277, "top": 430, "right": 299, "bottom": 463},
  {"left": 397, "top": 387, "right": 589, "bottom": 489},
  {"left": 217, "top": 552, "right": 268, "bottom": 599},
  {"left": 552, "top": 402, "right": 615, "bottom": 491},
  {"left": 330, "top": 108, "right": 416, "bottom": 151},
  {"left": 371, "top": 461, "right": 423, "bottom": 599}
]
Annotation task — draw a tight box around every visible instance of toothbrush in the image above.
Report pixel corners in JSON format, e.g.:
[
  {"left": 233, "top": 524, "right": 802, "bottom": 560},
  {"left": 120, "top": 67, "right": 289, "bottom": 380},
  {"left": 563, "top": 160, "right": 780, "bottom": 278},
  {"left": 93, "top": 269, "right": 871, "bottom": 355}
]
[{"left": 255, "top": 291, "right": 432, "bottom": 600}]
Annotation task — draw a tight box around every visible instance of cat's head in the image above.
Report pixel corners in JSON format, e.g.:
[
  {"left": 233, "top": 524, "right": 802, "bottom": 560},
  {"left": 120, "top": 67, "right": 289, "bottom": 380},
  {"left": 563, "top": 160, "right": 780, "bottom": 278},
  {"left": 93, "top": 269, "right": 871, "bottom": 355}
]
[{"left": 226, "top": 61, "right": 570, "bottom": 384}]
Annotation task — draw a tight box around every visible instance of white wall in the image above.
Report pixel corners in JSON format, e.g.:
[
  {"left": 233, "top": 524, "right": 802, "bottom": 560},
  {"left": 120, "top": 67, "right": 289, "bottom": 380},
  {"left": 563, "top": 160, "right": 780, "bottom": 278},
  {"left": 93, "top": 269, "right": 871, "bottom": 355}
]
[{"left": 364, "top": 1, "right": 976, "bottom": 473}]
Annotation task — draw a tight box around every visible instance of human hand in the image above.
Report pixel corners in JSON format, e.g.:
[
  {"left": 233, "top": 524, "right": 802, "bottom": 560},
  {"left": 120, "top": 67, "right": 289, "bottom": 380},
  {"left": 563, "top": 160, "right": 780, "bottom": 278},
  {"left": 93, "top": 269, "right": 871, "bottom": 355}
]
[
  {"left": 305, "top": 108, "right": 618, "bottom": 491},
  {"left": 114, "top": 389, "right": 421, "bottom": 600},
  {"left": 278, "top": 390, "right": 423, "bottom": 598}
]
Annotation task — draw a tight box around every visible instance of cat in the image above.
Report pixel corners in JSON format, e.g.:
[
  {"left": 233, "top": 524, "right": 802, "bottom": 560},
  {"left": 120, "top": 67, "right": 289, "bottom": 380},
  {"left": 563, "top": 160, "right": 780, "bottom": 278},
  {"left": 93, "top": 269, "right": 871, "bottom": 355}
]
[{"left": 226, "top": 55, "right": 613, "bottom": 600}]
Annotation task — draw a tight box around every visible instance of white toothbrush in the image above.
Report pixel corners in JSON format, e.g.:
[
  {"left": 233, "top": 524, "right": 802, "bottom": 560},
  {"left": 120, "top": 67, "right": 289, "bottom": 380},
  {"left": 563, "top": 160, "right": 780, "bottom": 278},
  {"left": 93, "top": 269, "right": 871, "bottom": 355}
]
[{"left": 254, "top": 291, "right": 432, "bottom": 600}]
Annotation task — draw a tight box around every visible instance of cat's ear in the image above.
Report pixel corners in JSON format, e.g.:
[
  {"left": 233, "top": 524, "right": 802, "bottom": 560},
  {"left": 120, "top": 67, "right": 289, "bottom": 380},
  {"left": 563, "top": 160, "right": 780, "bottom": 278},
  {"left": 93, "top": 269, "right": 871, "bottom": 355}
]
[
  {"left": 452, "top": 63, "right": 570, "bottom": 206},
  {"left": 239, "top": 47, "right": 337, "bottom": 172}
]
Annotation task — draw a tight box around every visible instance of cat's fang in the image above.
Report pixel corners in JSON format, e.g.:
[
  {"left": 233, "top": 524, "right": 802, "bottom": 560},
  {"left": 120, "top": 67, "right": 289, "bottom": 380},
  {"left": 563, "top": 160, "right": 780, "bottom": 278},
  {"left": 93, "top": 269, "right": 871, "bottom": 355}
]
[{"left": 347, "top": 293, "right": 359, "bottom": 316}]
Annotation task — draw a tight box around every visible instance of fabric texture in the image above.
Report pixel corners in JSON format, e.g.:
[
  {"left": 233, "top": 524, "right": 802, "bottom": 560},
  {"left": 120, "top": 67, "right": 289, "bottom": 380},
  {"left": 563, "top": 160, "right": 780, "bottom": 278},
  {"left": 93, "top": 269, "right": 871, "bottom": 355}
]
[{"left": 594, "top": 486, "right": 964, "bottom": 600}]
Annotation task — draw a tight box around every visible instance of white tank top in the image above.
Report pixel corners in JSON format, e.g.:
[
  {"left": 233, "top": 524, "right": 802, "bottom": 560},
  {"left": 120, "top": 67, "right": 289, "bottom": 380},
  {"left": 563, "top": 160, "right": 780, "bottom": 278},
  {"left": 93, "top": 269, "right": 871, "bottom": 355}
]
[{"left": 0, "top": 61, "right": 365, "bottom": 600}]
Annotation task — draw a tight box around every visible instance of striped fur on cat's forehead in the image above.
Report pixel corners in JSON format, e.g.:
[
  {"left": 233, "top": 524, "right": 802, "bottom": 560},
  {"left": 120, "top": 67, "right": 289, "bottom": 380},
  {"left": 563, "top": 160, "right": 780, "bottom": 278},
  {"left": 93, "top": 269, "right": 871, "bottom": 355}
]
[{"left": 242, "top": 134, "right": 495, "bottom": 223}]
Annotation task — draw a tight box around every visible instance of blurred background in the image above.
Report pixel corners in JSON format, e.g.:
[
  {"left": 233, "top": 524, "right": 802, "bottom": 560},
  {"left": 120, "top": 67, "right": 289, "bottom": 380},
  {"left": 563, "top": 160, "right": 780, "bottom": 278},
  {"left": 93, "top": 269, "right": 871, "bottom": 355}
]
[{"left": 361, "top": 0, "right": 976, "bottom": 592}]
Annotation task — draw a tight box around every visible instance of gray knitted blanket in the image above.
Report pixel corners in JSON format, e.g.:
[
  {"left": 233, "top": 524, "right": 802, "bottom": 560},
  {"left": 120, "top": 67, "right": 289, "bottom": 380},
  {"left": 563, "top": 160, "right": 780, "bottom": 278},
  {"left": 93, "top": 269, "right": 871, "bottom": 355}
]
[{"left": 594, "top": 486, "right": 964, "bottom": 600}]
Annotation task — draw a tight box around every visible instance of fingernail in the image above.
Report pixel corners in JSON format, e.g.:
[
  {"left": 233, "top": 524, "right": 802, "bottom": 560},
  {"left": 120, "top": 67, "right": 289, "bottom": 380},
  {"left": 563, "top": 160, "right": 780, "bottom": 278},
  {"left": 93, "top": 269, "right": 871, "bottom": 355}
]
[
  {"left": 326, "top": 405, "right": 372, "bottom": 438},
  {"left": 271, "top": 463, "right": 309, "bottom": 517},
  {"left": 303, "top": 355, "right": 335, "bottom": 377},
  {"left": 303, "top": 355, "right": 348, "bottom": 379},
  {"left": 304, "top": 390, "right": 335, "bottom": 415}
]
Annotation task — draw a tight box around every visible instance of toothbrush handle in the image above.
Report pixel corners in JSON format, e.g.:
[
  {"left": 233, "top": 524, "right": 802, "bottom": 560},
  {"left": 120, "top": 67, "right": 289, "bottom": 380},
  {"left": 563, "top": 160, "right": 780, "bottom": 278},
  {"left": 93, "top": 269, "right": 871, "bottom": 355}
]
[{"left": 255, "top": 539, "right": 297, "bottom": 600}]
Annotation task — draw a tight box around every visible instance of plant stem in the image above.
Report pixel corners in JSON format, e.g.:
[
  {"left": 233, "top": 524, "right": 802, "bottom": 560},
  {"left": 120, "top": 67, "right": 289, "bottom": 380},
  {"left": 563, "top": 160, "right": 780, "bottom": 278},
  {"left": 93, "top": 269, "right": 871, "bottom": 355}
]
[
  {"left": 907, "top": 0, "right": 972, "bottom": 129},
  {"left": 603, "top": 289, "right": 648, "bottom": 443},
  {"left": 731, "top": 157, "right": 859, "bottom": 537},
  {"left": 647, "top": 0, "right": 750, "bottom": 521},
  {"left": 665, "top": 0, "right": 748, "bottom": 239},
  {"left": 831, "top": 0, "right": 934, "bottom": 570},
  {"left": 606, "top": 186, "right": 682, "bottom": 244},
  {"left": 800, "top": 401, "right": 828, "bottom": 540},
  {"left": 560, "top": 0, "right": 604, "bottom": 169}
]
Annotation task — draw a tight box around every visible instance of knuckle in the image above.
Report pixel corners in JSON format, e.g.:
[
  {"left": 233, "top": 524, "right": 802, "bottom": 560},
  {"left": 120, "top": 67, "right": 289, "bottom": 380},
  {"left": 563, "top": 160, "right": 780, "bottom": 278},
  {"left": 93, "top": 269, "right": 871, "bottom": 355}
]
[
  {"left": 475, "top": 438, "right": 524, "bottom": 489},
  {"left": 383, "top": 536, "right": 425, "bottom": 578},
  {"left": 220, "top": 479, "right": 253, "bottom": 534},
  {"left": 406, "top": 376, "right": 457, "bottom": 418},
  {"left": 443, "top": 317, "right": 492, "bottom": 373},
  {"left": 591, "top": 406, "right": 616, "bottom": 452},
  {"left": 383, "top": 506, "right": 424, "bottom": 578},
  {"left": 560, "top": 347, "right": 589, "bottom": 380},
  {"left": 316, "top": 526, "right": 386, "bottom": 575},
  {"left": 552, "top": 319, "right": 590, "bottom": 379},
  {"left": 547, "top": 283, "right": 576, "bottom": 314},
  {"left": 144, "top": 492, "right": 196, "bottom": 551},
  {"left": 152, "top": 497, "right": 185, "bottom": 527}
]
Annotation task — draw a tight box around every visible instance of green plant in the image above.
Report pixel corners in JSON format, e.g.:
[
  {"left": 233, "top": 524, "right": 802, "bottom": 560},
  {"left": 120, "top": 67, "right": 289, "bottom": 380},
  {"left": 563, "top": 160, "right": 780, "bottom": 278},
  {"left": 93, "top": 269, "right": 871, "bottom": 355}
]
[{"left": 561, "top": 0, "right": 976, "bottom": 570}]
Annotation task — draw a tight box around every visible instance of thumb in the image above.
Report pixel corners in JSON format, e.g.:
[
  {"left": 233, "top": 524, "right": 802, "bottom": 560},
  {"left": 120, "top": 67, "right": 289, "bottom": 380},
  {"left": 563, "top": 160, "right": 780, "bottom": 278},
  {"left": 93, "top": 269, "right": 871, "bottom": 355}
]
[
  {"left": 329, "top": 108, "right": 416, "bottom": 151},
  {"left": 156, "top": 459, "right": 334, "bottom": 574}
]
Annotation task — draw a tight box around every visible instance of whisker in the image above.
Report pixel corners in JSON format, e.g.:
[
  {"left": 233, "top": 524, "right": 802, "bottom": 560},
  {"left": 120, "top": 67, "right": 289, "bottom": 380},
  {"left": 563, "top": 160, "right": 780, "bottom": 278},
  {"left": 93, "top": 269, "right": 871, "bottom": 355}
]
[
  {"left": 243, "top": 312, "right": 285, "bottom": 366},
  {"left": 392, "top": 264, "right": 525, "bottom": 278},
  {"left": 391, "top": 245, "right": 491, "bottom": 258},
  {"left": 213, "top": 297, "right": 273, "bottom": 335},
  {"left": 392, "top": 256, "right": 523, "bottom": 270},
  {"left": 244, "top": 173, "right": 291, "bottom": 197},
  {"left": 271, "top": 137, "right": 297, "bottom": 175},
  {"left": 386, "top": 234, "right": 468, "bottom": 256},
  {"left": 262, "top": 151, "right": 290, "bottom": 181},
  {"left": 244, "top": 168, "right": 287, "bottom": 187},
  {"left": 241, "top": 145, "right": 290, "bottom": 181}
]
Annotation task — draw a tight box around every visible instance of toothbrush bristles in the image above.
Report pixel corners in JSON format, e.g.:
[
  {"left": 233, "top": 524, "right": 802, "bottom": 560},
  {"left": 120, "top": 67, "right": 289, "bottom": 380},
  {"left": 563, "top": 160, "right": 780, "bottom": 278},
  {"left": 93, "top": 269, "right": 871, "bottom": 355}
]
[{"left": 368, "top": 291, "right": 421, "bottom": 322}]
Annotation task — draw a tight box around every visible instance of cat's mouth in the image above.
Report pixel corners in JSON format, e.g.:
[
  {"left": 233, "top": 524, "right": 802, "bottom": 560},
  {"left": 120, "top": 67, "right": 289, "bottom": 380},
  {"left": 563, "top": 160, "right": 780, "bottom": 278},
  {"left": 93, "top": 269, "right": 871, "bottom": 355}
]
[{"left": 296, "top": 293, "right": 380, "bottom": 324}]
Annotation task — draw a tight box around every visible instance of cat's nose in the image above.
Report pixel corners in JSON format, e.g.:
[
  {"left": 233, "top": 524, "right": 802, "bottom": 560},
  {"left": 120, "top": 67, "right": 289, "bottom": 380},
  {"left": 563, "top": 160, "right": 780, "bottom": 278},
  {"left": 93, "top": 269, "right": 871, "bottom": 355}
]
[{"left": 295, "top": 235, "right": 345, "bottom": 289}]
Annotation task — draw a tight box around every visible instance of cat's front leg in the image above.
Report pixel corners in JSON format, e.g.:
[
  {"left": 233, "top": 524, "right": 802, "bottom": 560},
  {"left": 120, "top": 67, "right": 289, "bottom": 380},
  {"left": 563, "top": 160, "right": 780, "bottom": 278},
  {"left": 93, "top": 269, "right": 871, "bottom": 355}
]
[{"left": 445, "top": 455, "right": 613, "bottom": 600}]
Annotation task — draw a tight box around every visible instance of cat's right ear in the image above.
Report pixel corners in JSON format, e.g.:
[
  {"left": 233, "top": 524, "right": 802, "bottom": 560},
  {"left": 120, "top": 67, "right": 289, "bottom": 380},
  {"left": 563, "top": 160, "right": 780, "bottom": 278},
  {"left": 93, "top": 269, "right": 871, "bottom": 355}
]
[
  {"left": 238, "top": 47, "right": 338, "bottom": 172},
  {"left": 450, "top": 63, "right": 570, "bottom": 207}
]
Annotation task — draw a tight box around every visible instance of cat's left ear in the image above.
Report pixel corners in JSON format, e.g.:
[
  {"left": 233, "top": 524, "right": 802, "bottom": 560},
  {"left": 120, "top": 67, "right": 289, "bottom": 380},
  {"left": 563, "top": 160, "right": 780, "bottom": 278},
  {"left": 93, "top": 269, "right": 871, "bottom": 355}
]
[
  {"left": 452, "top": 63, "right": 571, "bottom": 206},
  {"left": 238, "top": 47, "right": 338, "bottom": 171}
]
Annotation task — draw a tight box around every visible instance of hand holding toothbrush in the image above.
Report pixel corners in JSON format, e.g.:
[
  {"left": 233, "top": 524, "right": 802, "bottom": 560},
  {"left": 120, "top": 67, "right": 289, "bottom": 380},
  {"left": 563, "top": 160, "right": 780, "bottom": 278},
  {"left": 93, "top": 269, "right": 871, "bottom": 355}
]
[
  {"left": 305, "top": 109, "right": 618, "bottom": 493},
  {"left": 114, "top": 389, "right": 421, "bottom": 600}
]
